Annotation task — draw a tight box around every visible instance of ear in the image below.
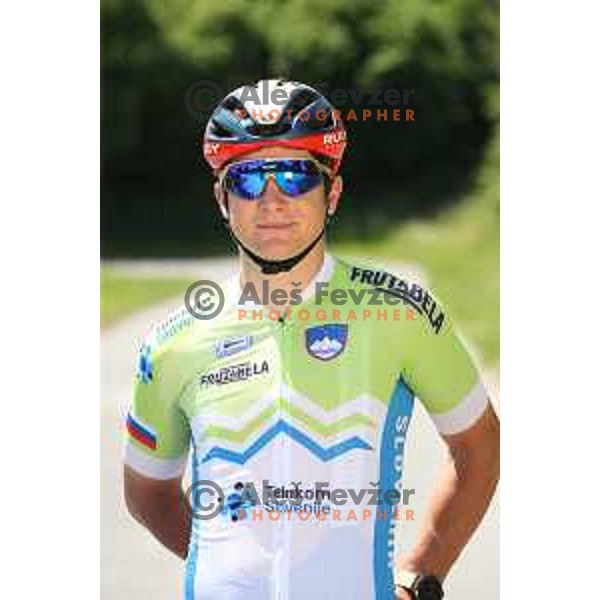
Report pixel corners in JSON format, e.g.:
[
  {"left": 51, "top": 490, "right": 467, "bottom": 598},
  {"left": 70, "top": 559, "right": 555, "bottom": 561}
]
[
  {"left": 326, "top": 175, "right": 343, "bottom": 217},
  {"left": 213, "top": 180, "right": 229, "bottom": 220}
]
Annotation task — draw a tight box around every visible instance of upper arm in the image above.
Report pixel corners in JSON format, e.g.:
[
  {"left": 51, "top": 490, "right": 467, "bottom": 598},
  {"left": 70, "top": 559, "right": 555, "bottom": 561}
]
[
  {"left": 442, "top": 402, "right": 500, "bottom": 464},
  {"left": 124, "top": 338, "right": 191, "bottom": 481},
  {"left": 401, "top": 287, "right": 490, "bottom": 437},
  {"left": 123, "top": 463, "right": 183, "bottom": 517}
]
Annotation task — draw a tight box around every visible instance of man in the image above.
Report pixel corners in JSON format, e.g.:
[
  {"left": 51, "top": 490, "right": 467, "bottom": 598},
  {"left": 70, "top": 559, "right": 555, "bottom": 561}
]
[{"left": 124, "top": 79, "right": 500, "bottom": 600}]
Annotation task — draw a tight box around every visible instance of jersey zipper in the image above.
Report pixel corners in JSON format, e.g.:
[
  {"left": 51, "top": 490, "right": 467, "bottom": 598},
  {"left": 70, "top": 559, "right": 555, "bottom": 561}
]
[{"left": 276, "top": 315, "right": 291, "bottom": 600}]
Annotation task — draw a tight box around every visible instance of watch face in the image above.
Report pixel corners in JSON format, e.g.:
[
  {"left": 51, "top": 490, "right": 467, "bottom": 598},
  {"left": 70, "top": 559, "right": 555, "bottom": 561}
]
[{"left": 416, "top": 576, "right": 444, "bottom": 600}]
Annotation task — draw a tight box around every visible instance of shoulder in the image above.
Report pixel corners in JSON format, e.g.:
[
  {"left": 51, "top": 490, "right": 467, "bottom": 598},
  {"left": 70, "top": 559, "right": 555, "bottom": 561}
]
[
  {"left": 330, "top": 255, "right": 447, "bottom": 335},
  {"left": 142, "top": 303, "right": 197, "bottom": 353},
  {"left": 134, "top": 303, "right": 199, "bottom": 384},
  {"left": 134, "top": 275, "right": 245, "bottom": 384}
]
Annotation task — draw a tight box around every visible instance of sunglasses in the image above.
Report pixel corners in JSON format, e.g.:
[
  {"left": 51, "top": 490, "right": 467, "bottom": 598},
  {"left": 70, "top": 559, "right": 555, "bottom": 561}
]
[{"left": 220, "top": 158, "right": 330, "bottom": 201}]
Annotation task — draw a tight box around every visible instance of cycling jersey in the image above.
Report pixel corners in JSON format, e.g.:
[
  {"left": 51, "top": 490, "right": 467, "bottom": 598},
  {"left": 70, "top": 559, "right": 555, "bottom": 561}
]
[{"left": 124, "top": 254, "right": 489, "bottom": 600}]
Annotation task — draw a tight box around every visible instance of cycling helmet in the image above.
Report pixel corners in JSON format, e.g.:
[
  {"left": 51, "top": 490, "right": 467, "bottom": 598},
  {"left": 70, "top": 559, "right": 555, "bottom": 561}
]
[{"left": 203, "top": 79, "right": 346, "bottom": 174}]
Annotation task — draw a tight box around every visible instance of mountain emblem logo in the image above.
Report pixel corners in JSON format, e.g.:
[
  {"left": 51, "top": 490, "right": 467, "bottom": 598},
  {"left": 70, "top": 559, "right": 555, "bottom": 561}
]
[{"left": 305, "top": 324, "right": 348, "bottom": 361}]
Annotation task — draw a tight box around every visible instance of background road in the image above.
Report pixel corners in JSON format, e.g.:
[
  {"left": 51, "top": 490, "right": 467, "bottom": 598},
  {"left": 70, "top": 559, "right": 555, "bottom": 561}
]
[{"left": 101, "top": 258, "right": 499, "bottom": 599}]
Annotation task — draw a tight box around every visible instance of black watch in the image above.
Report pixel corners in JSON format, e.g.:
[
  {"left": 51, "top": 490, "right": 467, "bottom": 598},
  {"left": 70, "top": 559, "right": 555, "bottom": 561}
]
[{"left": 395, "top": 570, "right": 444, "bottom": 600}]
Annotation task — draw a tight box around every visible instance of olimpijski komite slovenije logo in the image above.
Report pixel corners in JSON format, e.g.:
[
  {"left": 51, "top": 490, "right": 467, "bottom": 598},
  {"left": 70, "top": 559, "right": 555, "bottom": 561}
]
[{"left": 305, "top": 324, "right": 348, "bottom": 361}]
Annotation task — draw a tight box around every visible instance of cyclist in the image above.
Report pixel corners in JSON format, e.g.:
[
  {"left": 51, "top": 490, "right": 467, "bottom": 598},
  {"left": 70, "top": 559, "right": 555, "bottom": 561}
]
[{"left": 124, "top": 79, "right": 500, "bottom": 600}]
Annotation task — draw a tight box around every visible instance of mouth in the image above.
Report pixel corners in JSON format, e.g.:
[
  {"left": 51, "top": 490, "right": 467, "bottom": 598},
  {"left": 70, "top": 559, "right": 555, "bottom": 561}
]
[{"left": 256, "top": 223, "right": 294, "bottom": 230}]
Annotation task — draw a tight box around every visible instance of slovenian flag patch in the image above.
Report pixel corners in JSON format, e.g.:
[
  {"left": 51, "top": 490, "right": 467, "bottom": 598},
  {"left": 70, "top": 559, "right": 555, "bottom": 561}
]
[{"left": 126, "top": 413, "right": 158, "bottom": 450}]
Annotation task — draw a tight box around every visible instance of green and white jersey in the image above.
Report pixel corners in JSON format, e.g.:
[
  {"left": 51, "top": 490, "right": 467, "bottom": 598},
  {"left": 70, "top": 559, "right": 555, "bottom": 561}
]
[{"left": 124, "top": 254, "right": 489, "bottom": 600}]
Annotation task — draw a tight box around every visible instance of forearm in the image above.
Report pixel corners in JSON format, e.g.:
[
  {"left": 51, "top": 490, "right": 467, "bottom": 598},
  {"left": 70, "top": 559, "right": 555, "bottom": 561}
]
[
  {"left": 128, "top": 485, "right": 191, "bottom": 560},
  {"left": 399, "top": 437, "right": 500, "bottom": 578}
]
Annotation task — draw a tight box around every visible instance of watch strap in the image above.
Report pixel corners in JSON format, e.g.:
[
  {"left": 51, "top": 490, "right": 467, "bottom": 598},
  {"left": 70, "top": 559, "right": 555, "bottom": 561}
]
[
  {"left": 395, "top": 570, "right": 444, "bottom": 599},
  {"left": 395, "top": 569, "right": 420, "bottom": 590}
]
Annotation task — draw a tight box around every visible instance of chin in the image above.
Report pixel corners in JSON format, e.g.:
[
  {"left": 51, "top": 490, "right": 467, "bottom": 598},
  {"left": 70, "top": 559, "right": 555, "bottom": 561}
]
[
  {"left": 260, "top": 247, "right": 299, "bottom": 260},
  {"left": 255, "top": 240, "right": 301, "bottom": 259}
]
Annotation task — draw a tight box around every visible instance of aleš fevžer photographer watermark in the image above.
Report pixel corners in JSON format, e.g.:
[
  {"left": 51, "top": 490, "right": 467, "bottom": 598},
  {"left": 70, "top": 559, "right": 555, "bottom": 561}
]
[{"left": 183, "top": 275, "right": 445, "bottom": 334}]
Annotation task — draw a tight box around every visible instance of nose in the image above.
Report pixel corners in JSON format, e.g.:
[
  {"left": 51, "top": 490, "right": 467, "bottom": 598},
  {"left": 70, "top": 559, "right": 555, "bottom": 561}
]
[{"left": 258, "top": 176, "right": 287, "bottom": 211}]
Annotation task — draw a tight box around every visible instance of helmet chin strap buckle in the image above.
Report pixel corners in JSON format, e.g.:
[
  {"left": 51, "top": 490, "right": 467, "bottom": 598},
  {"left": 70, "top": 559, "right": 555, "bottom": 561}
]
[{"left": 259, "top": 259, "right": 298, "bottom": 275}]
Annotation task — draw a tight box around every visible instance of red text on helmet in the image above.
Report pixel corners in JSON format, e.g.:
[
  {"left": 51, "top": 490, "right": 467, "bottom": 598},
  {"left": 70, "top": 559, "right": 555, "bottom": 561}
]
[
  {"left": 204, "top": 142, "right": 221, "bottom": 156},
  {"left": 323, "top": 131, "right": 346, "bottom": 146}
]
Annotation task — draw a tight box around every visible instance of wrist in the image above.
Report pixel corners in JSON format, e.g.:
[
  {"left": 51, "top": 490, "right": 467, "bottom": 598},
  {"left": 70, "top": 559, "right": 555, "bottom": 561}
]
[
  {"left": 395, "top": 570, "right": 444, "bottom": 600},
  {"left": 395, "top": 587, "right": 416, "bottom": 600}
]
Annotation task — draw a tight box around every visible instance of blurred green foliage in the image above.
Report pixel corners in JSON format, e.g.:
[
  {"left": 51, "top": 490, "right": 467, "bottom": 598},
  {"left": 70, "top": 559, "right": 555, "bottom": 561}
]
[
  {"left": 101, "top": 0, "right": 499, "bottom": 257},
  {"left": 100, "top": 268, "right": 192, "bottom": 327}
]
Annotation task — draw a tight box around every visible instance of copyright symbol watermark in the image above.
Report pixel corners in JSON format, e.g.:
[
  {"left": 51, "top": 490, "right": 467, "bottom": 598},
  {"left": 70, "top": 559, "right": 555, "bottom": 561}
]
[
  {"left": 184, "top": 480, "right": 225, "bottom": 520},
  {"left": 184, "top": 80, "right": 223, "bottom": 121},
  {"left": 184, "top": 280, "right": 225, "bottom": 320}
]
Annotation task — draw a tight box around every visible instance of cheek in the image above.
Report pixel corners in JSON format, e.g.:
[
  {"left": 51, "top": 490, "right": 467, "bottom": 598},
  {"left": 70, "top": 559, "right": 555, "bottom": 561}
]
[
  {"left": 296, "top": 195, "right": 327, "bottom": 227},
  {"left": 228, "top": 199, "right": 255, "bottom": 227}
]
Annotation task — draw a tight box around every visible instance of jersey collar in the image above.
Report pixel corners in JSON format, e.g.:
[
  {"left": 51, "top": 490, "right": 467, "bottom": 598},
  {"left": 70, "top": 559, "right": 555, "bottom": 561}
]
[{"left": 226, "top": 253, "right": 337, "bottom": 308}]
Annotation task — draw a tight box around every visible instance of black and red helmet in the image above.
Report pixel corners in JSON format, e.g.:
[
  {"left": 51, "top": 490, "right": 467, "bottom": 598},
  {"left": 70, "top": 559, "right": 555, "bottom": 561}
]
[{"left": 203, "top": 79, "right": 347, "bottom": 174}]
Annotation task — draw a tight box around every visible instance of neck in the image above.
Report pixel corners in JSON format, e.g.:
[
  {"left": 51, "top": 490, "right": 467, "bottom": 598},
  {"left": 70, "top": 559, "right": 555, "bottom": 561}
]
[{"left": 238, "top": 241, "right": 326, "bottom": 307}]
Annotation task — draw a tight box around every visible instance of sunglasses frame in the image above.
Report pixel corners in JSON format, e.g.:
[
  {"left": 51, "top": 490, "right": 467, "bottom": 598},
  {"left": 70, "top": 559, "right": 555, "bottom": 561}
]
[{"left": 218, "top": 157, "right": 333, "bottom": 200}]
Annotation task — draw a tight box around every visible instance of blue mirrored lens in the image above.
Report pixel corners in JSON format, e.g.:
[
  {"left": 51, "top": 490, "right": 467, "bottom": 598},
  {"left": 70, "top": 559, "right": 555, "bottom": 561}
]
[
  {"left": 275, "top": 169, "right": 322, "bottom": 196},
  {"left": 225, "top": 170, "right": 266, "bottom": 199},
  {"left": 223, "top": 159, "right": 324, "bottom": 200}
]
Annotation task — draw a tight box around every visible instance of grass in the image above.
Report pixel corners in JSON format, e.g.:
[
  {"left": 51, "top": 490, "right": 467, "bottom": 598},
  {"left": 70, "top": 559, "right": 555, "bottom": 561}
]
[
  {"left": 334, "top": 133, "right": 499, "bottom": 367},
  {"left": 101, "top": 269, "right": 192, "bottom": 328},
  {"left": 334, "top": 204, "right": 499, "bottom": 367}
]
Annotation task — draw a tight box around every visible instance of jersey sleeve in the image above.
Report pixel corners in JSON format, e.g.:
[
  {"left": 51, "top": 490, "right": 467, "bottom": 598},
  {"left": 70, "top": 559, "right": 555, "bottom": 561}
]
[
  {"left": 401, "top": 285, "right": 490, "bottom": 436},
  {"left": 124, "top": 334, "right": 191, "bottom": 479}
]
